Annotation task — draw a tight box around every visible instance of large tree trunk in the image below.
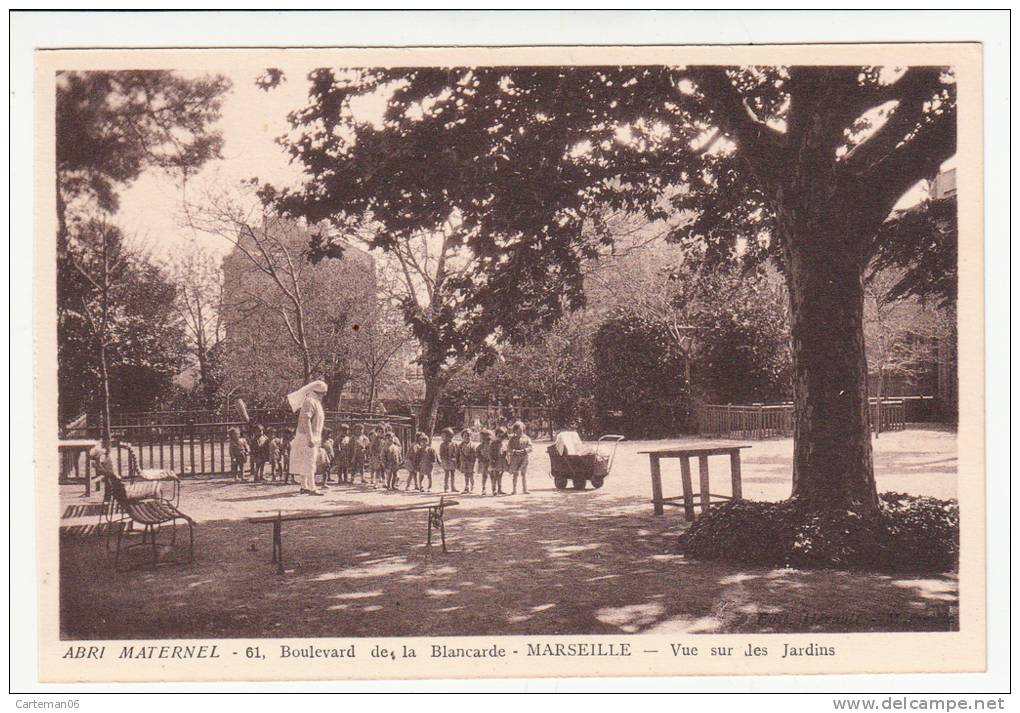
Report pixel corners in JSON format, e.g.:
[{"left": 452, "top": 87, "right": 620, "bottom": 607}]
[
  {"left": 418, "top": 371, "right": 445, "bottom": 437},
  {"left": 782, "top": 222, "right": 878, "bottom": 512},
  {"left": 322, "top": 369, "right": 347, "bottom": 411}
]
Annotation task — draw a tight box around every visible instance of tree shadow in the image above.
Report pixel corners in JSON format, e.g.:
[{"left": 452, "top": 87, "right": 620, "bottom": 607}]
[{"left": 59, "top": 491, "right": 958, "bottom": 640}]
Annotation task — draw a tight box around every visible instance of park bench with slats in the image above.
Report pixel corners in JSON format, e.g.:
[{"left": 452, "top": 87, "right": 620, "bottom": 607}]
[
  {"left": 248, "top": 497, "right": 457, "bottom": 574},
  {"left": 106, "top": 471, "right": 195, "bottom": 571}
]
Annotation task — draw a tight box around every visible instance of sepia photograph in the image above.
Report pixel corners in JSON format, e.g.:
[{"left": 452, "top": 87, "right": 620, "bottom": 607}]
[{"left": 21, "top": 26, "right": 995, "bottom": 686}]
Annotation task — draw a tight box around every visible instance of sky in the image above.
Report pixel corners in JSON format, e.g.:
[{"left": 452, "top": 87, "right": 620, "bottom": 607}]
[
  {"left": 115, "top": 67, "right": 951, "bottom": 262},
  {"left": 117, "top": 68, "right": 312, "bottom": 260}
]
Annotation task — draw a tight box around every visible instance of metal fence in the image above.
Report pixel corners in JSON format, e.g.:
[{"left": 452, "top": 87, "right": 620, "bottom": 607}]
[
  {"left": 63, "top": 411, "right": 416, "bottom": 479},
  {"left": 695, "top": 399, "right": 907, "bottom": 440}
]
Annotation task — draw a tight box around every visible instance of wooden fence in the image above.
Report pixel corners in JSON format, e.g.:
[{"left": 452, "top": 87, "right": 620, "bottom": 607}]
[
  {"left": 62, "top": 411, "right": 416, "bottom": 480},
  {"left": 695, "top": 399, "right": 907, "bottom": 440}
]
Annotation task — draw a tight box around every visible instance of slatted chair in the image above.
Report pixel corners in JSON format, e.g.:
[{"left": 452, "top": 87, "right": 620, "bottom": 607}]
[
  {"left": 107, "top": 473, "right": 194, "bottom": 571},
  {"left": 93, "top": 445, "right": 181, "bottom": 542}
]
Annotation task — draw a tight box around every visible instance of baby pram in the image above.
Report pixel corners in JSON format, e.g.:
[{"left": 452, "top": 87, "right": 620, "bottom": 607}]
[{"left": 547, "top": 431, "right": 624, "bottom": 490}]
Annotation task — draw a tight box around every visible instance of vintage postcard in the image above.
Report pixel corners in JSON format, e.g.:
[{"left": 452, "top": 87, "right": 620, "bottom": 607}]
[{"left": 34, "top": 41, "right": 984, "bottom": 683}]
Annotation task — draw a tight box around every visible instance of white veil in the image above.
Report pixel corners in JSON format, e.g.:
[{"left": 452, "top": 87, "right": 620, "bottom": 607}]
[{"left": 286, "top": 380, "right": 328, "bottom": 413}]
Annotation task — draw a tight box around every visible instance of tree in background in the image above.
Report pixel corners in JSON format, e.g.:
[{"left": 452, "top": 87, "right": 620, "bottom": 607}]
[
  {"left": 592, "top": 314, "right": 688, "bottom": 438},
  {"left": 189, "top": 190, "right": 376, "bottom": 406},
  {"left": 59, "top": 219, "right": 186, "bottom": 440},
  {"left": 56, "top": 70, "right": 230, "bottom": 248},
  {"left": 690, "top": 265, "right": 792, "bottom": 406},
  {"left": 165, "top": 242, "right": 225, "bottom": 405},
  {"left": 263, "top": 65, "right": 955, "bottom": 512},
  {"left": 444, "top": 318, "right": 597, "bottom": 434},
  {"left": 867, "top": 195, "right": 958, "bottom": 425},
  {"left": 871, "top": 197, "right": 957, "bottom": 308},
  {"left": 863, "top": 266, "right": 952, "bottom": 435},
  {"left": 303, "top": 216, "right": 555, "bottom": 435},
  {"left": 56, "top": 70, "right": 230, "bottom": 426},
  {"left": 588, "top": 237, "right": 792, "bottom": 408},
  {"left": 352, "top": 296, "right": 411, "bottom": 410}
]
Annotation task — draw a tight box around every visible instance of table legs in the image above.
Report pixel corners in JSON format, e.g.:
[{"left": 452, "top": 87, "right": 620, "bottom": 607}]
[
  {"left": 650, "top": 451, "right": 745, "bottom": 521},
  {"left": 679, "top": 457, "right": 696, "bottom": 522},
  {"left": 649, "top": 455, "right": 664, "bottom": 515},
  {"left": 729, "top": 451, "right": 743, "bottom": 500},
  {"left": 698, "top": 456, "right": 712, "bottom": 513}
]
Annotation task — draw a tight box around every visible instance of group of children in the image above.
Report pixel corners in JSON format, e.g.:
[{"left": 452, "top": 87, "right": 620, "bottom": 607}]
[
  {"left": 227, "top": 419, "right": 535, "bottom": 496},
  {"left": 227, "top": 424, "right": 293, "bottom": 483}
]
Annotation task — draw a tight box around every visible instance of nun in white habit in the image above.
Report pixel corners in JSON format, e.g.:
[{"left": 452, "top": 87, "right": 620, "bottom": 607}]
[{"left": 287, "top": 380, "right": 328, "bottom": 495}]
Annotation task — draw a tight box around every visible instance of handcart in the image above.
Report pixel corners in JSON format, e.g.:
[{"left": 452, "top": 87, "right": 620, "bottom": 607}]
[{"left": 547, "top": 432, "right": 624, "bottom": 490}]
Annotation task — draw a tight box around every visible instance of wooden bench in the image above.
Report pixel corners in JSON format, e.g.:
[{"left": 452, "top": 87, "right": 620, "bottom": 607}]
[
  {"left": 640, "top": 445, "right": 749, "bottom": 521},
  {"left": 249, "top": 497, "right": 457, "bottom": 574}
]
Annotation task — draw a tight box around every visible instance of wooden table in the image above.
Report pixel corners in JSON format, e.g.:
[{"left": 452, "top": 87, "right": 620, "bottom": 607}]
[
  {"left": 58, "top": 439, "right": 100, "bottom": 496},
  {"left": 640, "top": 444, "right": 749, "bottom": 521}
]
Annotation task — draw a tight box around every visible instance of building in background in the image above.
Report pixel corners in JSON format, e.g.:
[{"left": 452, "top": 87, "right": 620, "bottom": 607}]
[{"left": 220, "top": 217, "right": 377, "bottom": 410}]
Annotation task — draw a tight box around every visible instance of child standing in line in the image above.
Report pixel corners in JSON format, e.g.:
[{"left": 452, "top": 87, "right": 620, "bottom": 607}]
[
  {"left": 348, "top": 424, "right": 367, "bottom": 483},
  {"left": 228, "top": 427, "right": 250, "bottom": 482},
  {"left": 366, "top": 426, "right": 382, "bottom": 487},
  {"left": 246, "top": 423, "right": 261, "bottom": 481},
  {"left": 439, "top": 427, "right": 458, "bottom": 493},
  {"left": 319, "top": 428, "right": 335, "bottom": 487},
  {"left": 383, "top": 432, "right": 403, "bottom": 490},
  {"left": 380, "top": 423, "right": 396, "bottom": 486},
  {"left": 404, "top": 436, "right": 420, "bottom": 491},
  {"left": 476, "top": 429, "right": 493, "bottom": 495},
  {"left": 489, "top": 427, "right": 508, "bottom": 496},
  {"left": 375, "top": 425, "right": 389, "bottom": 485},
  {"left": 458, "top": 429, "right": 477, "bottom": 494},
  {"left": 507, "top": 420, "right": 533, "bottom": 495},
  {"left": 335, "top": 423, "right": 350, "bottom": 484},
  {"left": 414, "top": 431, "right": 437, "bottom": 492},
  {"left": 250, "top": 424, "right": 270, "bottom": 483},
  {"left": 267, "top": 427, "right": 283, "bottom": 482}
]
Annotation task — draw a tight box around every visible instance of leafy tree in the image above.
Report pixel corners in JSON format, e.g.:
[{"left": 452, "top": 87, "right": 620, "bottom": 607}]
[
  {"left": 592, "top": 314, "right": 689, "bottom": 438},
  {"left": 871, "top": 197, "right": 958, "bottom": 307},
  {"left": 56, "top": 70, "right": 230, "bottom": 428},
  {"left": 59, "top": 219, "right": 187, "bottom": 439},
  {"left": 690, "top": 266, "right": 792, "bottom": 405},
  {"left": 56, "top": 70, "right": 230, "bottom": 246},
  {"left": 444, "top": 318, "right": 597, "bottom": 433},
  {"left": 266, "top": 65, "right": 955, "bottom": 511},
  {"left": 587, "top": 236, "right": 792, "bottom": 407}
]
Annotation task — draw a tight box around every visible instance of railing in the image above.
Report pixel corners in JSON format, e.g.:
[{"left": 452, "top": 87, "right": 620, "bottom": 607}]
[
  {"left": 64, "top": 412, "right": 416, "bottom": 478},
  {"left": 695, "top": 399, "right": 907, "bottom": 440}
]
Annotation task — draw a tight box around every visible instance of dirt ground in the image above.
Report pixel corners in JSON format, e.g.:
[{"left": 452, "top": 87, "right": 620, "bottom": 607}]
[{"left": 59, "top": 428, "right": 959, "bottom": 639}]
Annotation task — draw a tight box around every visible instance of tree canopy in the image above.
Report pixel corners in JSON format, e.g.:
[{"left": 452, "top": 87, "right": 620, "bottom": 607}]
[
  {"left": 268, "top": 63, "right": 956, "bottom": 505},
  {"left": 58, "top": 220, "right": 187, "bottom": 423},
  {"left": 56, "top": 70, "right": 230, "bottom": 221},
  {"left": 269, "top": 65, "right": 954, "bottom": 274}
]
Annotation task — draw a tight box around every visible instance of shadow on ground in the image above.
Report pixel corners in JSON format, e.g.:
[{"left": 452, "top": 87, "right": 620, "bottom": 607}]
[{"left": 60, "top": 491, "right": 957, "bottom": 639}]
